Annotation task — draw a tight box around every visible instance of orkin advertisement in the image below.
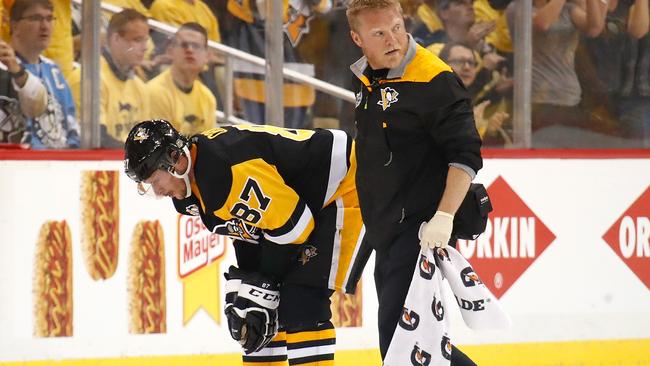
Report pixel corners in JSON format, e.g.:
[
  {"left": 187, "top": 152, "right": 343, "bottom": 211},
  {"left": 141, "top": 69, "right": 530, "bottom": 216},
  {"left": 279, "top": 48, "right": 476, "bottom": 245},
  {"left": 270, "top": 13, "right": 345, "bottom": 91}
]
[
  {"left": 602, "top": 186, "right": 650, "bottom": 289},
  {"left": 0, "top": 154, "right": 649, "bottom": 363},
  {"left": 457, "top": 176, "right": 557, "bottom": 298}
]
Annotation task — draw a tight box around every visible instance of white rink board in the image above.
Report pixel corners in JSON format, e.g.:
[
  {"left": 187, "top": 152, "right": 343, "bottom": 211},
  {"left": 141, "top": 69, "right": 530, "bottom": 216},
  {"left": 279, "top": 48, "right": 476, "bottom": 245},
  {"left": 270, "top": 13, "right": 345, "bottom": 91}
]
[{"left": 0, "top": 157, "right": 648, "bottom": 362}]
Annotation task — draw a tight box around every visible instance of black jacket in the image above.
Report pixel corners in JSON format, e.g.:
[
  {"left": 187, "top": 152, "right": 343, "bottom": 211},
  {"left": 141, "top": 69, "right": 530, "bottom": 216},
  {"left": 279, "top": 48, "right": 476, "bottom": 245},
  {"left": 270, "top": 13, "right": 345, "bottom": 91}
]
[{"left": 351, "top": 35, "right": 483, "bottom": 249}]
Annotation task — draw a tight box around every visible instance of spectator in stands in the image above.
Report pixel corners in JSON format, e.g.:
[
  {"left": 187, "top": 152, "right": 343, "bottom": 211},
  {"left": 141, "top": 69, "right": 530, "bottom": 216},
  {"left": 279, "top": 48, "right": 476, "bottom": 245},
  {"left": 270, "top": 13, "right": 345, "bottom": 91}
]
[
  {"left": 0, "top": 39, "right": 47, "bottom": 143},
  {"left": 581, "top": 0, "right": 649, "bottom": 146},
  {"left": 3, "top": 0, "right": 73, "bottom": 82},
  {"left": 69, "top": 9, "right": 150, "bottom": 148},
  {"left": 150, "top": 0, "right": 220, "bottom": 43},
  {"left": 105, "top": 0, "right": 151, "bottom": 17},
  {"left": 433, "top": 0, "right": 496, "bottom": 49},
  {"left": 148, "top": 22, "right": 216, "bottom": 136},
  {"left": 507, "top": 0, "right": 606, "bottom": 147},
  {"left": 9, "top": 0, "right": 79, "bottom": 149},
  {"left": 225, "top": 0, "right": 330, "bottom": 128},
  {"left": 428, "top": 0, "right": 506, "bottom": 78},
  {"left": 439, "top": 42, "right": 510, "bottom": 143},
  {"left": 474, "top": 0, "right": 513, "bottom": 70},
  {"left": 149, "top": 0, "right": 223, "bottom": 103},
  {"left": 411, "top": 0, "right": 445, "bottom": 46}
]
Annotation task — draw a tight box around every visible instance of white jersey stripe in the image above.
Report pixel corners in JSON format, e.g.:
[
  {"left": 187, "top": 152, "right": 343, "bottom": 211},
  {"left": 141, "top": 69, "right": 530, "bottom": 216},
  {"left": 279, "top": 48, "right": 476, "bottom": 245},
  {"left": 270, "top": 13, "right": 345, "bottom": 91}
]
[
  {"left": 246, "top": 344, "right": 288, "bottom": 357},
  {"left": 264, "top": 204, "right": 314, "bottom": 244},
  {"left": 328, "top": 198, "right": 345, "bottom": 289},
  {"left": 323, "top": 129, "right": 348, "bottom": 207},
  {"left": 287, "top": 344, "right": 336, "bottom": 359}
]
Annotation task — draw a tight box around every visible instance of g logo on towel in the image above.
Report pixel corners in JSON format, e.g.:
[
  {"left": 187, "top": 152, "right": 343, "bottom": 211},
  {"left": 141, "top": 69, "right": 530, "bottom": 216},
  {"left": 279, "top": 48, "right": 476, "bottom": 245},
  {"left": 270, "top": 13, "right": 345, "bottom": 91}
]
[
  {"left": 441, "top": 336, "right": 452, "bottom": 360},
  {"left": 431, "top": 295, "right": 445, "bottom": 321},
  {"left": 419, "top": 254, "right": 435, "bottom": 280},
  {"left": 410, "top": 344, "right": 432, "bottom": 366},
  {"left": 398, "top": 307, "right": 420, "bottom": 331},
  {"left": 460, "top": 266, "right": 483, "bottom": 287}
]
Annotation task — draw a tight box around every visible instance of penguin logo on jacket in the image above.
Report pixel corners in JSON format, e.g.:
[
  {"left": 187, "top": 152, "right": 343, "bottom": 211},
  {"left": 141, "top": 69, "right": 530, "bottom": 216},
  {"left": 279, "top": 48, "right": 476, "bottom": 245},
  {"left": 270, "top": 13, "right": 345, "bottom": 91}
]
[
  {"left": 419, "top": 254, "right": 434, "bottom": 280},
  {"left": 410, "top": 344, "right": 431, "bottom": 366},
  {"left": 398, "top": 307, "right": 420, "bottom": 331},
  {"left": 378, "top": 87, "right": 399, "bottom": 110}
]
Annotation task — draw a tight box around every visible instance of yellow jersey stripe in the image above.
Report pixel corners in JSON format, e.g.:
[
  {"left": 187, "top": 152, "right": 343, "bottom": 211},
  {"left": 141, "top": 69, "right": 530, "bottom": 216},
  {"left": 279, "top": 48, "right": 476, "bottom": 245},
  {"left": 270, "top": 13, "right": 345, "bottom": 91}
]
[{"left": 286, "top": 328, "right": 336, "bottom": 344}]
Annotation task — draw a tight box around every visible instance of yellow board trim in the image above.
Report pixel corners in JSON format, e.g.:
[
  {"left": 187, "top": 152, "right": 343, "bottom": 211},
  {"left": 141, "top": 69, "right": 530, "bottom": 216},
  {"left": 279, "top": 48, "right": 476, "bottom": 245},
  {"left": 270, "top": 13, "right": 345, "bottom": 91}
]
[{"left": 1, "top": 339, "right": 649, "bottom": 365}]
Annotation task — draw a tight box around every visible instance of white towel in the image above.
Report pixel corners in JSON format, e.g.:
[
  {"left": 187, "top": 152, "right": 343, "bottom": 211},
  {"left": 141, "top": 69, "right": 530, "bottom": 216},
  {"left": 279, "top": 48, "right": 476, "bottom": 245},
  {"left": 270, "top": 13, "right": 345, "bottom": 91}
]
[{"left": 384, "top": 247, "right": 510, "bottom": 366}]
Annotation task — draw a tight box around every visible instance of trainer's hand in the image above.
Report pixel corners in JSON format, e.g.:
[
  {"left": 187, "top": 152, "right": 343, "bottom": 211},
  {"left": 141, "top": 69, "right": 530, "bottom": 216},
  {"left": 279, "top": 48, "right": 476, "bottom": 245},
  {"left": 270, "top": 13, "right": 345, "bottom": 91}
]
[{"left": 419, "top": 211, "right": 454, "bottom": 251}]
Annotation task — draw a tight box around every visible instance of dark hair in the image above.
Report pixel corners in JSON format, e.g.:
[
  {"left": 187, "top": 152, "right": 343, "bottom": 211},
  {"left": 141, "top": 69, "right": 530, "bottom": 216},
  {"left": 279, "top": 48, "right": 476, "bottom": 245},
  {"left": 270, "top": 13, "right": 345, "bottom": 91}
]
[
  {"left": 107, "top": 8, "right": 148, "bottom": 38},
  {"left": 10, "top": 0, "right": 53, "bottom": 22},
  {"left": 438, "top": 41, "right": 474, "bottom": 62},
  {"left": 176, "top": 22, "right": 208, "bottom": 46}
]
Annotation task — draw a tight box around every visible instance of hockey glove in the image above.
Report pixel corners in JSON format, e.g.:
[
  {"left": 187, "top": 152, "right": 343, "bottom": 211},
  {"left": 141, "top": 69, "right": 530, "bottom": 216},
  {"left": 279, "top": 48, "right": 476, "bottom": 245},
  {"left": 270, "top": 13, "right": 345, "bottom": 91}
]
[
  {"left": 224, "top": 271, "right": 280, "bottom": 354},
  {"left": 419, "top": 211, "right": 454, "bottom": 251},
  {"left": 223, "top": 266, "right": 247, "bottom": 339}
]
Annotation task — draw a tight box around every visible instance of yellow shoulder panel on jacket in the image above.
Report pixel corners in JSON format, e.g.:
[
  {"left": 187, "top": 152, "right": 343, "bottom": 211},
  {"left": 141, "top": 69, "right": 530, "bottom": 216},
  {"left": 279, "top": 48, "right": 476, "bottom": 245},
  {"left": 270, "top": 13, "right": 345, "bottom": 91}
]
[{"left": 398, "top": 45, "right": 453, "bottom": 83}]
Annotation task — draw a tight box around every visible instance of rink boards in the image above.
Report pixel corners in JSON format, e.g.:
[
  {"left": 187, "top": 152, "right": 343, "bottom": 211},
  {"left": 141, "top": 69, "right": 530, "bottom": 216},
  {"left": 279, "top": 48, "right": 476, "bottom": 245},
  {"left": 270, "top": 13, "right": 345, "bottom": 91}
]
[{"left": 0, "top": 149, "right": 648, "bottom": 365}]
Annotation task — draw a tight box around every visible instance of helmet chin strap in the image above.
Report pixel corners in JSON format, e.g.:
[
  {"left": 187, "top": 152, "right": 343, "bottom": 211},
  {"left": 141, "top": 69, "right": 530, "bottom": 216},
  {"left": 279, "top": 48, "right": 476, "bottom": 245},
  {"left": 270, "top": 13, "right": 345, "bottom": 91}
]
[{"left": 169, "top": 146, "right": 192, "bottom": 198}]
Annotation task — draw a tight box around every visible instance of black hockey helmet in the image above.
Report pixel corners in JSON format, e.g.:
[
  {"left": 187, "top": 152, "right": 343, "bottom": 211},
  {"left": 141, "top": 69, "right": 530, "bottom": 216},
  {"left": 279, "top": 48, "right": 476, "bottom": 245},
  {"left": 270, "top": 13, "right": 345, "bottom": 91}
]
[{"left": 124, "top": 119, "right": 189, "bottom": 183}]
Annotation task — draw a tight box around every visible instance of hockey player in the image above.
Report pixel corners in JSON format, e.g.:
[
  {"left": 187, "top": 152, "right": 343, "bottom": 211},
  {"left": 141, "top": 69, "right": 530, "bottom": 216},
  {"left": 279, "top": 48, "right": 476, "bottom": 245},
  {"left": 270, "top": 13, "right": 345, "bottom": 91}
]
[{"left": 124, "top": 120, "right": 366, "bottom": 366}]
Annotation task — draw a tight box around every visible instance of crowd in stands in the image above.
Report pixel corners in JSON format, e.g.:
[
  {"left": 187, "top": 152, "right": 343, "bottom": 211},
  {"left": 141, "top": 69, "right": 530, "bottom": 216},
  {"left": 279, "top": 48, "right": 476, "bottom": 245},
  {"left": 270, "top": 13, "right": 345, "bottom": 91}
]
[{"left": 0, "top": 0, "right": 648, "bottom": 149}]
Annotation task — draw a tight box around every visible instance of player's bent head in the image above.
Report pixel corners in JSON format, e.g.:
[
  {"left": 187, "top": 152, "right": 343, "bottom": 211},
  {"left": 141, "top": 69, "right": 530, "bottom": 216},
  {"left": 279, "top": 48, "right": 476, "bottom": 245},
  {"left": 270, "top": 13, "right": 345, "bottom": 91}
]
[{"left": 123, "top": 119, "right": 189, "bottom": 184}]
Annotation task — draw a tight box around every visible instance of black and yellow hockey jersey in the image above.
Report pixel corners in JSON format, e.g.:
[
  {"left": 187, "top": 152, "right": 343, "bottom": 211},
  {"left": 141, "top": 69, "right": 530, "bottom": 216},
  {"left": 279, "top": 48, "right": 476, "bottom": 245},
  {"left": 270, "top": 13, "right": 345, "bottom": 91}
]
[{"left": 173, "top": 124, "right": 365, "bottom": 292}]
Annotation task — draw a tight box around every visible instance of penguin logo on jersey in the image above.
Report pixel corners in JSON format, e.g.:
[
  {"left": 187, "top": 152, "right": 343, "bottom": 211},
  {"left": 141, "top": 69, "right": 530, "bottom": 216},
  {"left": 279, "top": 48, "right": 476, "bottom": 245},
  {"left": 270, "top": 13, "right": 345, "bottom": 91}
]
[
  {"left": 355, "top": 89, "right": 362, "bottom": 108},
  {"left": 299, "top": 245, "right": 318, "bottom": 265},
  {"left": 398, "top": 307, "right": 420, "bottom": 331},
  {"left": 432, "top": 295, "right": 445, "bottom": 321},
  {"left": 185, "top": 204, "right": 200, "bottom": 216},
  {"left": 0, "top": 96, "right": 26, "bottom": 143},
  {"left": 133, "top": 126, "right": 149, "bottom": 142},
  {"left": 214, "top": 219, "right": 260, "bottom": 243},
  {"left": 419, "top": 254, "right": 434, "bottom": 280},
  {"left": 378, "top": 87, "right": 398, "bottom": 110},
  {"left": 410, "top": 344, "right": 431, "bottom": 366},
  {"left": 441, "top": 336, "right": 452, "bottom": 360},
  {"left": 461, "top": 266, "right": 483, "bottom": 287},
  {"left": 32, "top": 93, "right": 67, "bottom": 148}
]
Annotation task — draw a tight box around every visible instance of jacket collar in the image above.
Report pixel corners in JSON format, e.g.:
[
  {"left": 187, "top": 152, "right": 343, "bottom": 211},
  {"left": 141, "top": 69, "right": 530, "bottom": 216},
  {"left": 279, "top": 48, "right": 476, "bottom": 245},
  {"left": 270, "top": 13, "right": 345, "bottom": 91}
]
[
  {"left": 350, "top": 33, "right": 417, "bottom": 83},
  {"left": 102, "top": 47, "right": 134, "bottom": 82}
]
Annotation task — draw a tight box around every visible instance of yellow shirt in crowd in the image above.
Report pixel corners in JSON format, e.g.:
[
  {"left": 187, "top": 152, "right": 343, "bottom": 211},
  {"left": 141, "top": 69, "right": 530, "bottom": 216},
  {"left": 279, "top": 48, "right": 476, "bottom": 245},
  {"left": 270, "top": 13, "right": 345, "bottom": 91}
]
[
  {"left": 474, "top": 0, "right": 512, "bottom": 53},
  {"left": 416, "top": 3, "right": 443, "bottom": 34},
  {"left": 150, "top": 0, "right": 221, "bottom": 42},
  {"left": 147, "top": 68, "right": 216, "bottom": 136},
  {"left": 104, "top": 0, "right": 151, "bottom": 17},
  {"left": 69, "top": 55, "right": 150, "bottom": 143}
]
